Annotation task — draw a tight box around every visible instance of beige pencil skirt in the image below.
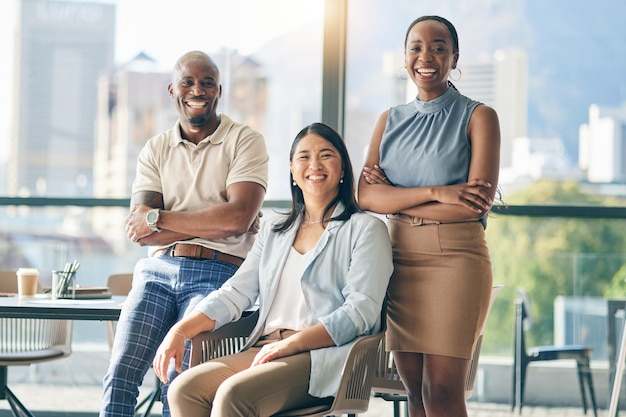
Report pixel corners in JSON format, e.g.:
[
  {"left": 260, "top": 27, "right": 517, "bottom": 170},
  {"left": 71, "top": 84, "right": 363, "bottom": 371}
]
[{"left": 385, "top": 216, "right": 493, "bottom": 359}]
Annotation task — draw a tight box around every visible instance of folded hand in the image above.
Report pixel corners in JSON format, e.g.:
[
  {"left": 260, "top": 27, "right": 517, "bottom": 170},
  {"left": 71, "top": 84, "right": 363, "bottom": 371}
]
[
  {"left": 434, "top": 179, "right": 493, "bottom": 213},
  {"left": 362, "top": 165, "right": 392, "bottom": 185},
  {"left": 250, "top": 339, "right": 297, "bottom": 367},
  {"left": 247, "top": 211, "right": 263, "bottom": 235}
]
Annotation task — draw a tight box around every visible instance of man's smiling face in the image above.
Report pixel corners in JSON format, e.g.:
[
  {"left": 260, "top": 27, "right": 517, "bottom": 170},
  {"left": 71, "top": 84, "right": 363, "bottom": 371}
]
[{"left": 168, "top": 54, "right": 222, "bottom": 132}]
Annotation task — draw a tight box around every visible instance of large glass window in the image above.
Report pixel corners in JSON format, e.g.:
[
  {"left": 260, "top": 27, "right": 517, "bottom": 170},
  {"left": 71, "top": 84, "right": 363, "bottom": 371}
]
[
  {"left": 0, "top": 0, "right": 324, "bottom": 200},
  {"left": 0, "top": 0, "right": 324, "bottom": 298},
  {"left": 343, "top": 0, "right": 626, "bottom": 356},
  {"left": 344, "top": 0, "right": 626, "bottom": 194},
  {"left": 0, "top": 0, "right": 625, "bottom": 358},
  {"left": 0, "top": 0, "right": 325, "bottom": 358}
]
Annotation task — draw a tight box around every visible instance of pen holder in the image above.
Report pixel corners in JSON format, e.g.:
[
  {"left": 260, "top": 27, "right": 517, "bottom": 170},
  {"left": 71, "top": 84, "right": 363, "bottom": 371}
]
[{"left": 52, "top": 270, "right": 76, "bottom": 299}]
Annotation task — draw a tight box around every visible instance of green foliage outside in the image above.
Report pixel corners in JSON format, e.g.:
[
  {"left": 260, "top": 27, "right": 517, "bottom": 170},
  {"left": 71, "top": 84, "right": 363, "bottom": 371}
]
[{"left": 482, "top": 180, "right": 626, "bottom": 357}]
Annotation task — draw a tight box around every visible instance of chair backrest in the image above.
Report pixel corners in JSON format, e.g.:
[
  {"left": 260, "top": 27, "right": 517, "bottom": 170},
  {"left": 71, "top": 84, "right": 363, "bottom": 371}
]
[
  {"left": 371, "top": 334, "right": 405, "bottom": 396},
  {"left": 0, "top": 269, "right": 43, "bottom": 294},
  {"left": 106, "top": 273, "right": 133, "bottom": 296},
  {"left": 371, "top": 284, "right": 504, "bottom": 400},
  {"left": 516, "top": 287, "right": 534, "bottom": 329},
  {"left": 0, "top": 270, "right": 18, "bottom": 293},
  {"left": 0, "top": 318, "right": 72, "bottom": 365},
  {"left": 104, "top": 273, "right": 133, "bottom": 351},
  {"left": 0, "top": 271, "right": 72, "bottom": 366},
  {"left": 514, "top": 287, "right": 533, "bottom": 361},
  {"left": 465, "top": 284, "right": 504, "bottom": 399}
]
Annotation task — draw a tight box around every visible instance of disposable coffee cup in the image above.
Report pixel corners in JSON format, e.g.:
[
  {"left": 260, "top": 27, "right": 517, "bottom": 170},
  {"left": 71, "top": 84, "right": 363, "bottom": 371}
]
[{"left": 16, "top": 268, "right": 39, "bottom": 298}]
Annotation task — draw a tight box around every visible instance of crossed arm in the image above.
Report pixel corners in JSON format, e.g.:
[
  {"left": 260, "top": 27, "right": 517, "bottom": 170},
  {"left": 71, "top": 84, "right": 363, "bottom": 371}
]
[
  {"left": 124, "top": 181, "right": 266, "bottom": 246},
  {"left": 358, "top": 105, "right": 500, "bottom": 222}
]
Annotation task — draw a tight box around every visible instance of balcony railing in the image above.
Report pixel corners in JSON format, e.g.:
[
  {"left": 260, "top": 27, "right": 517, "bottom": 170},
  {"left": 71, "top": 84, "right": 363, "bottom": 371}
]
[{"left": 1, "top": 196, "right": 626, "bottom": 357}]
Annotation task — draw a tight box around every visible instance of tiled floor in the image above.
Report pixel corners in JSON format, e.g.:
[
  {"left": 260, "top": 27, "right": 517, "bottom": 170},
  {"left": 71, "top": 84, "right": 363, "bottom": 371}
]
[
  {"left": 0, "top": 385, "right": 605, "bottom": 417},
  {"left": 0, "top": 350, "right": 609, "bottom": 417},
  {"left": 0, "top": 383, "right": 602, "bottom": 417}
]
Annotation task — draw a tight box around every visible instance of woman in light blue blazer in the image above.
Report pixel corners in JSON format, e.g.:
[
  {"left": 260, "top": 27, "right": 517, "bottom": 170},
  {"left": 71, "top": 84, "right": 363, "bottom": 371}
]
[{"left": 152, "top": 122, "right": 393, "bottom": 417}]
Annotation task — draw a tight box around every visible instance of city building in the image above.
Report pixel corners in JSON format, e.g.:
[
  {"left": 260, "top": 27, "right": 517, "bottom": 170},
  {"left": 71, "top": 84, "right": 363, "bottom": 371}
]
[
  {"left": 93, "top": 52, "right": 175, "bottom": 200},
  {"left": 7, "top": 0, "right": 115, "bottom": 197},
  {"left": 579, "top": 103, "right": 626, "bottom": 184},
  {"left": 91, "top": 49, "right": 267, "bottom": 250},
  {"left": 92, "top": 52, "right": 175, "bottom": 250},
  {"left": 454, "top": 49, "right": 528, "bottom": 171},
  {"left": 93, "top": 48, "right": 266, "bottom": 200},
  {"left": 507, "top": 136, "right": 582, "bottom": 184}
]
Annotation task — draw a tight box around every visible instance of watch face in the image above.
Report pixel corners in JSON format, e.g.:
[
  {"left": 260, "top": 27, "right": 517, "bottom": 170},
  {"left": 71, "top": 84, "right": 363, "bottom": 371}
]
[{"left": 147, "top": 210, "right": 158, "bottom": 224}]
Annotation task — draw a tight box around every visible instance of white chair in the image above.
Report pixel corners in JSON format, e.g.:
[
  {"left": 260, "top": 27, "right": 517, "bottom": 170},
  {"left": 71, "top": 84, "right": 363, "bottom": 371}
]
[
  {"left": 0, "top": 270, "right": 73, "bottom": 417},
  {"left": 105, "top": 273, "right": 133, "bottom": 349},
  {"left": 190, "top": 309, "right": 259, "bottom": 365},
  {"left": 190, "top": 309, "right": 384, "bottom": 417},
  {"left": 370, "top": 284, "right": 504, "bottom": 417}
]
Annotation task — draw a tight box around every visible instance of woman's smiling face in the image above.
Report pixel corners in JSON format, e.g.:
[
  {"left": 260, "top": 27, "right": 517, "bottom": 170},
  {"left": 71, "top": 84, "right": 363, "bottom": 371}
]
[
  {"left": 290, "top": 133, "right": 343, "bottom": 202},
  {"left": 405, "top": 19, "right": 459, "bottom": 100}
]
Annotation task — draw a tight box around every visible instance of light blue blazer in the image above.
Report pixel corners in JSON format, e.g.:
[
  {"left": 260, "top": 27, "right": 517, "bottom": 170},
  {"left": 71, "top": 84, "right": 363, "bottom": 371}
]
[{"left": 194, "top": 204, "right": 393, "bottom": 397}]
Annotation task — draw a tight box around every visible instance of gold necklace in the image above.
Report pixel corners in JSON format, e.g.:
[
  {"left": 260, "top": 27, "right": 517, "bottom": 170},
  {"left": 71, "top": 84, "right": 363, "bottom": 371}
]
[{"left": 303, "top": 218, "right": 328, "bottom": 225}]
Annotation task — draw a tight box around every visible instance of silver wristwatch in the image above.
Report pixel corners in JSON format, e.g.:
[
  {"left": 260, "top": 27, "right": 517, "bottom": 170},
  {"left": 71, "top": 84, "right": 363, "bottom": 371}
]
[{"left": 146, "top": 208, "right": 161, "bottom": 232}]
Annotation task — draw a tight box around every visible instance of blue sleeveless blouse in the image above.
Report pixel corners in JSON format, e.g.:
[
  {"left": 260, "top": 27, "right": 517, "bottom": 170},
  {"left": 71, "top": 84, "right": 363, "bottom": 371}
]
[{"left": 379, "top": 87, "right": 481, "bottom": 189}]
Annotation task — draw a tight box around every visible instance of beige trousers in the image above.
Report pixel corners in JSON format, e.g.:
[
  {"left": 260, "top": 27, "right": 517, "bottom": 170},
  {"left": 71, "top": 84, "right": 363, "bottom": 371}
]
[{"left": 167, "top": 329, "right": 332, "bottom": 417}]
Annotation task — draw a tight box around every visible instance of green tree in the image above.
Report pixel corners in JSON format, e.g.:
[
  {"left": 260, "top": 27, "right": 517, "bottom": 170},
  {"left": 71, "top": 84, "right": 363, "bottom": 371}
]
[
  {"left": 605, "top": 264, "right": 626, "bottom": 298},
  {"left": 483, "top": 180, "right": 626, "bottom": 356}
]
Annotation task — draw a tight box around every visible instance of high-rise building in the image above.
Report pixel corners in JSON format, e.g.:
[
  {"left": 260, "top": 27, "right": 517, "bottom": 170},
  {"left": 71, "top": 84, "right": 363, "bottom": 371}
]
[
  {"left": 7, "top": 0, "right": 115, "bottom": 197},
  {"left": 93, "top": 49, "right": 267, "bottom": 202},
  {"left": 579, "top": 104, "right": 626, "bottom": 183},
  {"left": 92, "top": 52, "right": 175, "bottom": 250},
  {"left": 510, "top": 136, "right": 581, "bottom": 182},
  {"left": 93, "top": 52, "right": 176, "bottom": 200},
  {"left": 454, "top": 49, "right": 528, "bottom": 170},
  {"left": 92, "top": 49, "right": 267, "bottom": 248}
]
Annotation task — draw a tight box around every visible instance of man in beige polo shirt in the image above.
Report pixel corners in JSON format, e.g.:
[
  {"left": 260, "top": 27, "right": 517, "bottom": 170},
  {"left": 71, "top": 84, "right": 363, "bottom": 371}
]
[{"left": 101, "top": 50, "right": 268, "bottom": 417}]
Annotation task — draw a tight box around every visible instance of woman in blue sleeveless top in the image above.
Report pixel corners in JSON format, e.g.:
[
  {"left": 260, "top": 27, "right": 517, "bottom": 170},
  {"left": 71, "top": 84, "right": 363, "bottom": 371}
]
[{"left": 358, "top": 16, "right": 501, "bottom": 417}]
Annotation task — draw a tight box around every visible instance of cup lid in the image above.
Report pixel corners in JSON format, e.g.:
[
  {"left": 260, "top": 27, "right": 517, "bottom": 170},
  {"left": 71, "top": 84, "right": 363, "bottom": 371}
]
[{"left": 16, "top": 267, "right": 39, "bottom": 275}]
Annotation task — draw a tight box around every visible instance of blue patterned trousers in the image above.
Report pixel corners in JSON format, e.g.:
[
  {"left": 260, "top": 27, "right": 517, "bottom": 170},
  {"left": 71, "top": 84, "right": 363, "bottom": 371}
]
[{"left": 100, "top": 252, "right": 238, "bottom": 417}]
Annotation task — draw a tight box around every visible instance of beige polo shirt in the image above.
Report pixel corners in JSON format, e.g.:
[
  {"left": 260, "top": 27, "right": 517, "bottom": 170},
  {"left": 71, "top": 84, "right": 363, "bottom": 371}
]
[{"left": 132, "top": 114, "right": 269, "bottom": 258}]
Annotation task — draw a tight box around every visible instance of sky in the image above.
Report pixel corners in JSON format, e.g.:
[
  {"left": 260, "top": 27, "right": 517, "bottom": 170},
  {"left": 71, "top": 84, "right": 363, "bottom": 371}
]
[
  {"left": 113, "top": 0, "right": 323, "bottom": 68},
  {"left": 0, "top": 0, "right": 324, "bottom": 162}
]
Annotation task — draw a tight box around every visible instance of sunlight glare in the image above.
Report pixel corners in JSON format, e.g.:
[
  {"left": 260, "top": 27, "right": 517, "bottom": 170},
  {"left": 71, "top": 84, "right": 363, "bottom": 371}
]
[{"left": 115, "top": 0, "right": 324, "bottom": 69}]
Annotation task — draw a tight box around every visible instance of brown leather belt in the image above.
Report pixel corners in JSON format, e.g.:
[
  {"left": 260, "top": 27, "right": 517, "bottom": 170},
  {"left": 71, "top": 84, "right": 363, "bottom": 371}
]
[
  {"left": 160, "top": 243, "right": 243, "bottom": 267},
  {"left": 387, "top": 213, "right": 481, "bottom": 227},
  {"left": 387, "top": 213, "right": 441, "bottom": 226}
]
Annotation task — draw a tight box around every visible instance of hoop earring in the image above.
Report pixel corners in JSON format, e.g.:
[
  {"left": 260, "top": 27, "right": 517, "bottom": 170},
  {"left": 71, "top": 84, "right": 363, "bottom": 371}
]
[
  {"left": 449, "top": 67, "right": 461, "bottom": 81},
  {"left": 397, "top": 66, "right": 409, "bottom": 81}
]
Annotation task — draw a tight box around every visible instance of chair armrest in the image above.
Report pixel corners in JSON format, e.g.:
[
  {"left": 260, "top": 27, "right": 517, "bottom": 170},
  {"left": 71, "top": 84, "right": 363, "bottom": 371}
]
[
  {"left": 190, "top": 309, "right": 259, "bottom": 367},
  {"left": 330, "top": 331, "right": 384, "bottom": 415}
]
